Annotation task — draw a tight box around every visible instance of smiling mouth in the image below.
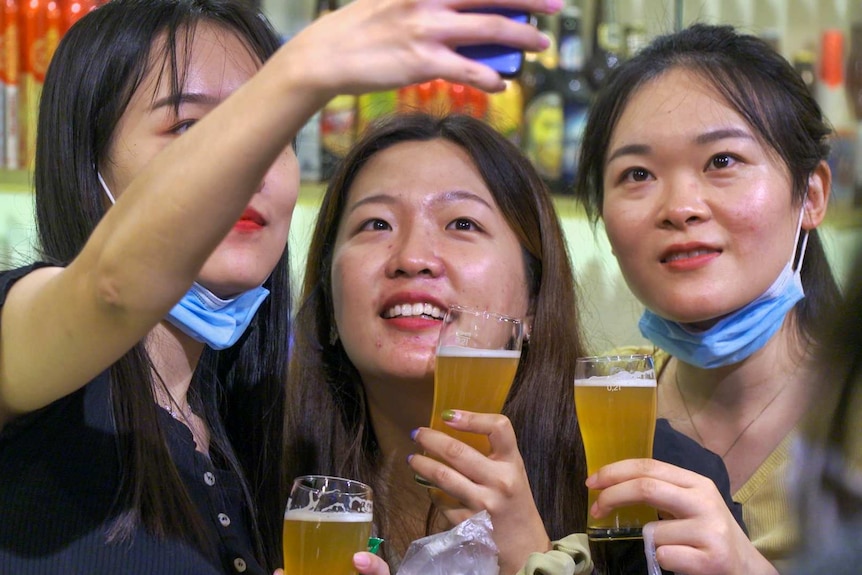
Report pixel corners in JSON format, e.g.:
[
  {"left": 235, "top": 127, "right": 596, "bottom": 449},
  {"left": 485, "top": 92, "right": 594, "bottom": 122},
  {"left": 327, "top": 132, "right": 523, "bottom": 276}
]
[
  {"left": 661, "top": 248, "right": 719, "bottom": 263},
  {"left": 382, "top": 302, "right": 445, "bottom": 320}
]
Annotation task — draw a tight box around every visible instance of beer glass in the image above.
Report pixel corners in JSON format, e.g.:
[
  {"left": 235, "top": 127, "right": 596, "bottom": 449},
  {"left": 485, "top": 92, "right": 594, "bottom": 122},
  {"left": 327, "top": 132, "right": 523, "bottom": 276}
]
[
  {"left": 574, "top": 355, "right": 658, "bottom": 574},
  {"left": 416, "top": 305, "right": 523, "bottom": 485},
  {"left": 282, "top": 475, "right": 373, "bottom": 575}
]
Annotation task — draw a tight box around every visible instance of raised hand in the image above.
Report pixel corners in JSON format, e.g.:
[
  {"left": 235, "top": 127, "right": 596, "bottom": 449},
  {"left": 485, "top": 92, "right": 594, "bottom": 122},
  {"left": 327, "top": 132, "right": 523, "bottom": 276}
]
[
  {"left": 409, "top": 409, "right": 551, "bottom": 575},
  {"left": 281, "top": 0, "right": 561, "bottom": 97}
]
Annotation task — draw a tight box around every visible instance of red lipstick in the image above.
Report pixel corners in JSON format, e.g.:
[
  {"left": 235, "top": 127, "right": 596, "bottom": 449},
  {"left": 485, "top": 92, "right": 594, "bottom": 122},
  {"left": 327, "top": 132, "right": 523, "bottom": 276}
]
[{"left": 233, "top": 207, "right": 265, "bottom": 232}]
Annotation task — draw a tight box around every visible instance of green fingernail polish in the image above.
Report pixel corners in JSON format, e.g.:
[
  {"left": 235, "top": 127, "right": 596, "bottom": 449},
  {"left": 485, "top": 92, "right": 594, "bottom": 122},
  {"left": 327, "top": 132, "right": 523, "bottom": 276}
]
[{"left": 441, "top": 409, "right": 456, "bottom": 421}]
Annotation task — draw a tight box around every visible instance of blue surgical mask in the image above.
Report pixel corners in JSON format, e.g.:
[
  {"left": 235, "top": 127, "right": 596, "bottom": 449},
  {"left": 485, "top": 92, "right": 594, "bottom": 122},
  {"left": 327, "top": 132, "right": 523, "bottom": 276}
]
[
  {"left": 638, "top": 208, "right": 809, "bottom": 369},
  {"left": 98, "top": 171, "right": 269, "bottom": 349}
]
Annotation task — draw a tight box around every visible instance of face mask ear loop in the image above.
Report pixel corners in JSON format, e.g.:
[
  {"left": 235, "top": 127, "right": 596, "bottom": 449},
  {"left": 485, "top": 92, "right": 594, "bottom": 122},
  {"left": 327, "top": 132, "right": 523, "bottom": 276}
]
[
  {"left": 792, "top": 203, "right": 809, "bottom": 274},
  {"left": 97, "top": 171, "right": 116, "bottom": 205}
]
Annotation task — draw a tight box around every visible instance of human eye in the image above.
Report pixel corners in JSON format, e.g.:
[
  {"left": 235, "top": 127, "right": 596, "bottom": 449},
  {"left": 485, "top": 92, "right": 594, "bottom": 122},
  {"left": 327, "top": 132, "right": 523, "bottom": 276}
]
[
  {"left": 618, "top": 167, "right": 653, "bottom": 184},
  {"left": 169, "top": 119, "right": 197, "bottom": 135},
  {"left": 705, "top": 153, "right": 739, "bottom": 171},
  {"left": 445, "top": 218, "right": 481, "bottom": 232},
  {"left": 359, "top": 218, "right": 391, "bottom": 232}
]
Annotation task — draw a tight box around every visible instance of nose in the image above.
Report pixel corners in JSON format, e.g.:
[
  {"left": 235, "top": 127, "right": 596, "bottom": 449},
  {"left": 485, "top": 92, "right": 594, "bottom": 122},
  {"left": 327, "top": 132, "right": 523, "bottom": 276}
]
[
  {"left": 656, "top": 175, "right": 711, "bottom": 229},
  {"left": 384, "top": 223, "right": 443, "bottom": 279}
]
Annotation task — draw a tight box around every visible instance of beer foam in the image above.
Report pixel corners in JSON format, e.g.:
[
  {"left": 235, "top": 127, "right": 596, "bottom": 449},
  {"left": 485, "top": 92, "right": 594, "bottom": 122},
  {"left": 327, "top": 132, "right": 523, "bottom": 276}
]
[
  {"left": 437, "top": 346, "right": 521, "bottom": 359},
  {"left": 284, "top": 509, "right": 373, "bottom": 522},
  {"left": 575, "top": 372, "right": 657, "bottom": 387}
]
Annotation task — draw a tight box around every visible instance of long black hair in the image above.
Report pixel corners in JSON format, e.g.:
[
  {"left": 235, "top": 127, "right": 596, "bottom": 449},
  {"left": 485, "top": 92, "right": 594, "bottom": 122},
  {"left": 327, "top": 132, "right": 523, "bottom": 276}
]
[
  {"left": 35, "top": 0, "right": 288, "bottom": 569},
  {"left": 574, "top": 23, "right": 840, "bottom": 342}
]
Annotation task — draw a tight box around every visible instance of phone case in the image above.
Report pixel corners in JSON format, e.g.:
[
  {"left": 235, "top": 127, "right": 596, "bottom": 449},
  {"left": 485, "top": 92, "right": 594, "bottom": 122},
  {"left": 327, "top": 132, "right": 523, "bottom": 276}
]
[{"left": 456, "top": 9, "right": 530, "bottom": 78}]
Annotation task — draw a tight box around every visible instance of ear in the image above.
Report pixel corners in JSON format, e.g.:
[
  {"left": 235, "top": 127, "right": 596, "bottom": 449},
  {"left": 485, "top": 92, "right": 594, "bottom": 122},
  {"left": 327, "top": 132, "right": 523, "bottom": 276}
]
[{"left": 802, "top": 160, "right": 830, "bottom": 230}]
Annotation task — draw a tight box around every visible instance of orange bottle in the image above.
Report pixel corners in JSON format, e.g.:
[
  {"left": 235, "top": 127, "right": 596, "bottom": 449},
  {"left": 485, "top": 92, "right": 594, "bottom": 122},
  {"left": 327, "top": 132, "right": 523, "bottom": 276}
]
[
  {"left": 3, "top": 0, "right": 19, "bottom": 169},
  {"left": 19, "top": 0, "right": 59, "bottom": 167},
  {"left": 62, "top": 0, "right": 99, "bottom": 33}
]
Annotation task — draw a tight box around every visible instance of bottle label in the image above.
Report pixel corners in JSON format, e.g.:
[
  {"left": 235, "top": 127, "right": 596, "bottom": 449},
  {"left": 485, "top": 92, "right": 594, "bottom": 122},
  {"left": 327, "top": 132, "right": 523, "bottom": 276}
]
[
  {"left": 562, "top": 100, "right": 589, "bottom": 187},
  {"left": 523, "top": 92, "right": 563, "bottom": 181}
]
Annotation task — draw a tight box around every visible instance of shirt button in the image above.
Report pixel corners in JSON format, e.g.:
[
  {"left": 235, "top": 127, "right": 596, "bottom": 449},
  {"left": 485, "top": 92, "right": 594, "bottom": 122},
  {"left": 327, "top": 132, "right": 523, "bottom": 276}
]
[
  {"left": 218, "top": 513, "right": 231, "bottom": 527},
  {"left": 233, "top": 558, "right": 247, "bottom": 572},
  {"left": 204, "top": 472, "right": 216, "bottom": 486}
]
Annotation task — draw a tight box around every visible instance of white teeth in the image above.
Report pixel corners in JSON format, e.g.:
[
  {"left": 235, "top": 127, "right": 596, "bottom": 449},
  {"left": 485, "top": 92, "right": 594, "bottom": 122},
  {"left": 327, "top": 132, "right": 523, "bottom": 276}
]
[
  {"left": 383, "top": 302, "right": 444, "bottom": 319},
  {"left": 666, "top": 249, "right": 713, "bottom": 262}
]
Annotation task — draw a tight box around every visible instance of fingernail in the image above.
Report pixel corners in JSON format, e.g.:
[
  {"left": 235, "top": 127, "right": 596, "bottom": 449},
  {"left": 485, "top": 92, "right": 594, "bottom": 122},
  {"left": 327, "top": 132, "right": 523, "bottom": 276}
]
[
  {"left": 410, "top": 428, "right": 419, "bottom": 441},
  {"left": 585, "top": 474, "right": 596, "bottom": 487},
  {"left": 353, "top": 552, "right": 370, "bottom": 570},
  {"left": 441, "top": 409, "right": 458, "bottom": 422},
  {"left": 590, "top": 502, "right": 599, "bottom": 517},
  {"left": 406, "top": 453, "right": 414, "bottom": 463},
  {"left": 538, "top": 32, "right": 552, "bottom": 50},
  {"left": 546, "top": 0, "right": 564, "bottom": 11}
]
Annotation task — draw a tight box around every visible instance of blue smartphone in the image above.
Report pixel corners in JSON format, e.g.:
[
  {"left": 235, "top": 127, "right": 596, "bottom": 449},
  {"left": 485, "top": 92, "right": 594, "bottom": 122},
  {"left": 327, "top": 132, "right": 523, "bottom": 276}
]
[{"left": 456, "top": 9, "right": 530, "bottom": 78}]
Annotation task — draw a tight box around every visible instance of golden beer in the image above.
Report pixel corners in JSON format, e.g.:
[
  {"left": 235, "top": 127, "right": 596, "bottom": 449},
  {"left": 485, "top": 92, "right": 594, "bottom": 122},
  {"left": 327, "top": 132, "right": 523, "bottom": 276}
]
[
  {"left": 282, "top": 510, "right": 373, "bottom": 575},
  {"left": 575, "top": 374, "right": 658, "bottom": 533},
  {"left": 430, "top": 346, "right": 521, "bottom": 455}
]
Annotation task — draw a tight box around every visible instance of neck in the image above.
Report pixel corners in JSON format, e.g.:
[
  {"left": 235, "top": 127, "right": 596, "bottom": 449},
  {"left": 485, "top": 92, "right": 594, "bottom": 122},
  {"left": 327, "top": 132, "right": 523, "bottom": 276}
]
[
  {"left": 663, "top": 315, "right": 818, "bottom": 491},
  {"left": 363, "top": 374, "right": 444, "bottom": 556},
  {"left": 146, "top": 321, "right": 205, "bottom": 402},
  {"left": 146, "top": 322, "right": 210, "bottom": 453}
]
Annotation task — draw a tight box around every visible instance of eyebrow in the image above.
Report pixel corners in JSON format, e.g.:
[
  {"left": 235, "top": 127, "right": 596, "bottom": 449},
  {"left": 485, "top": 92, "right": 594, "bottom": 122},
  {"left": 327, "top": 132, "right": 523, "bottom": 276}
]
[
  {"left": 347, "top": 189, "right": 493, "bottom": 214},
  {"left": 606, "top": 128, "right": 755, "bottom": 164},
  {"left": 151, "top": 92, "right": 221, "bottom": 111}
]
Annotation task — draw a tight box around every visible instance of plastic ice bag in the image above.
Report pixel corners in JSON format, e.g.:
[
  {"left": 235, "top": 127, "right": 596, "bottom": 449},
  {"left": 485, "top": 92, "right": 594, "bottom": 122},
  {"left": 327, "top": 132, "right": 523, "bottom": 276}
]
[{"left": 398, "top": 510, "right": 499, "bottom": 575}]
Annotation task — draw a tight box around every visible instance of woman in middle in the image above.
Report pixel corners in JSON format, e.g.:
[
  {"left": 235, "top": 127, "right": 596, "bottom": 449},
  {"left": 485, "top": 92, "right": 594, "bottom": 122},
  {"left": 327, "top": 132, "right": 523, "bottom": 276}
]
[{"left": 285, "top": 112, "right": 741, "bottom": 575}]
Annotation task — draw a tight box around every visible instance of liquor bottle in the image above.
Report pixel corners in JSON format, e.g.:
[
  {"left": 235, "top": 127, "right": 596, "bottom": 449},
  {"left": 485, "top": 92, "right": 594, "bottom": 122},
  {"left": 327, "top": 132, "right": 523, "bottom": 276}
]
[
  {"left": 3, "top": 0, "right": 18, "bottom": 169},
  {"left": 20, "top": 0, "right": 62, "bottom": 169},
  {"left": 486, "top": 79, "right": 524, "bottom": 145},
  {"left": 62, "top": 0, "right": 99, "bottom": 33},
  {"left": 297, "top": 0, "right": 335, "bottom": 182},
  {"left": 521, "top": 14, "right": 563, "bottom": 191},
  {"left": 623, "top": 21, "right": 647, "bottom": 59},
  {"left": 557, "top": 5, "right": 591, "bottom": 193},
  {"left": 585, "top": 0, "right": 622, "bottom": 92},
  {"left": 356, "top": 89, "right": 396, "bottom": 137},
  {"left": 847, "top": 23, "right": 862, "bottom": 205},
  {"left": 817, "top": 29, "right": 857, "bottom": 207},
  {"left": 793, "top": 47, "right": 817, "bottom": 96}
]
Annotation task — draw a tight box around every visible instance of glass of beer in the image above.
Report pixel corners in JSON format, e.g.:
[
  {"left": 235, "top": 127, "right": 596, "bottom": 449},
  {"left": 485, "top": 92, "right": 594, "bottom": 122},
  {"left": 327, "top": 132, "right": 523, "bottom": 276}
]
[
  {"left": 282, "top": 475, "right": 374, "bottom": 575},
  {"left": 574, "top": 355, "right": 658, "bottom": 574},
  {"left": 416, "top": 304, "right": 523, "bottom": 486}
]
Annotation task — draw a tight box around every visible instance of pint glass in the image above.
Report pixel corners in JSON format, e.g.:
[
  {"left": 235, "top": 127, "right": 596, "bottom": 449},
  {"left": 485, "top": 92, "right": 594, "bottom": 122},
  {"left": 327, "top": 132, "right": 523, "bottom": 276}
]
[
  {"left": 416, "top": 305, "right": 523, "bottom": 485},
  {"left": 574, "top": 355, "right": 658, "bottom": 574},
  {"left": 282, "top": 475, "right": 373, "bottom": 575}
]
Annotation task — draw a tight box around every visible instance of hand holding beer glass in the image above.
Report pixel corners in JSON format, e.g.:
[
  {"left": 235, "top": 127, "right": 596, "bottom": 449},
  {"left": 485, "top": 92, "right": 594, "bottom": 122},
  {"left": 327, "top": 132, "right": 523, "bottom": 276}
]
[
  {"left": 282, "top": 475, "right": 374, "bottom": 575},
  {"left": 574, "top": 355, "right": 658, "bottom": 574},
  {"left": 416, "top": 304, "right": 523, "bottom": 486}
]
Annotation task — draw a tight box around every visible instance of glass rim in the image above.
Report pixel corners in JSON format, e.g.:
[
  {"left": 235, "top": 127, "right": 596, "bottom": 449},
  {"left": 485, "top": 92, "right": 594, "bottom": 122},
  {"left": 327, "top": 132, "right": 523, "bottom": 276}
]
[
  {"left": 446, "top": 304, "right": 522, "bottom": 324},
  {"left": 292, "top": 474, "right": 373, "bottom": 496},
  {"left": 575, "top": 354, "right": 654, "bottom": 364}
]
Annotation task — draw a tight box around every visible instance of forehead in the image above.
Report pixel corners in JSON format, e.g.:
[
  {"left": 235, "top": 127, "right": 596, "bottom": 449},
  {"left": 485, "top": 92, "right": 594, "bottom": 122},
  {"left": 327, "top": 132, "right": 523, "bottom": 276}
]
[
  {"left": 347, "top": 139, "right": 495, "bottom": 203},
  {"left": 133, "top": 22, "right": 261, "bottom": 104},
  {"left": 611, "top": 68, "right": 749, "bottom": 142}
]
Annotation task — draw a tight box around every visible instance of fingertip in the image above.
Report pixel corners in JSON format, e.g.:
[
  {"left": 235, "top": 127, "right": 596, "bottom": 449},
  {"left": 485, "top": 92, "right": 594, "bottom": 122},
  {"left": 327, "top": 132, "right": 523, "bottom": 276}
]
[{"left": 353, "top": 552, "right": 371, "bottom": 571}]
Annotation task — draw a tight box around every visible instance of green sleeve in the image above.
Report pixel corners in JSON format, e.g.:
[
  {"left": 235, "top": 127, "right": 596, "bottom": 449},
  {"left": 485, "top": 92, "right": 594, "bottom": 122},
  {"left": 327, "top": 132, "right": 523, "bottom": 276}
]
[{"left": 514, "top": 533, "right": 593, "bottom": 575}]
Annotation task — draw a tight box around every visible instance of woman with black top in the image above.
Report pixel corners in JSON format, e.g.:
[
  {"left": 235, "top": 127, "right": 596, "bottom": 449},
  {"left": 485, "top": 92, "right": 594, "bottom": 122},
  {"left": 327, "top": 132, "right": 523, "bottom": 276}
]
[{"left": 0, "top": 1, "right": 558, "bottom": 573}]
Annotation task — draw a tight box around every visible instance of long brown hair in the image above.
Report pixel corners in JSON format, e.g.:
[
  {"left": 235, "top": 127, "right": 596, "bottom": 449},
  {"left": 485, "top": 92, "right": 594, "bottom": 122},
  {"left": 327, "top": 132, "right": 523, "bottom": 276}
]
[{"left": 286, "top": 113, "right": 590, "bottom": 559}]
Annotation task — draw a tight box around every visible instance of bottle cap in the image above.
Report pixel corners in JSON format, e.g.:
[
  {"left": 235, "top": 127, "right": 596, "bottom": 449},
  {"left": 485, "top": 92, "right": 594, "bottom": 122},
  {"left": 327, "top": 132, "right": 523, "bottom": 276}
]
[{"left": 820, "top": 29, "right": 845, "bottom": 88}]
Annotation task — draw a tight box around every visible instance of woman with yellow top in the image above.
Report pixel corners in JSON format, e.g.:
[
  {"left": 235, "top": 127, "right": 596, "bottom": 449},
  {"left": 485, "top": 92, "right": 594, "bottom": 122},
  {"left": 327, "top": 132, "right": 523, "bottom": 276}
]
[{"left": 572, "top": 24, "right": 841, "bottom": 575}]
